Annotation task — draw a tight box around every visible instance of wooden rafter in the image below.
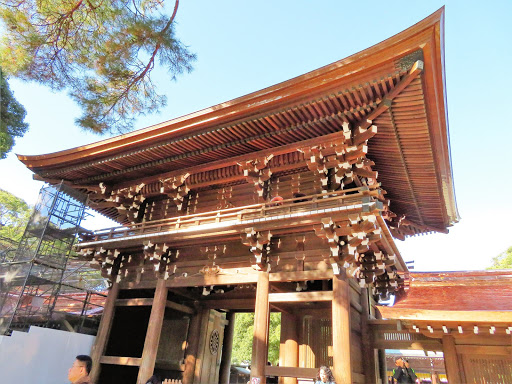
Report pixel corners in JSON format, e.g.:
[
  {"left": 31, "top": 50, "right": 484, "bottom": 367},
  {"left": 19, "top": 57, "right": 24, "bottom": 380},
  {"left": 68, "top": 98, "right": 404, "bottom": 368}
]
[
  {"left": 358, "top": 60, "right": 424, "bottom": 130},
  {"left": 19, "top": 9, "right": 456, "bottom": 237},
  {"left": 386, "top": 107, "right": 425, "bottom": 225}
]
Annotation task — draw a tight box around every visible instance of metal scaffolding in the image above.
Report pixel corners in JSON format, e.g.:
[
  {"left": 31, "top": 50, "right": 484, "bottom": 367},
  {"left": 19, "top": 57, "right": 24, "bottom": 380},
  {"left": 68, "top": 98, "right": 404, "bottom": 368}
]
[{"left": 0, "top": 182, "right": 108, "bottom": 335}]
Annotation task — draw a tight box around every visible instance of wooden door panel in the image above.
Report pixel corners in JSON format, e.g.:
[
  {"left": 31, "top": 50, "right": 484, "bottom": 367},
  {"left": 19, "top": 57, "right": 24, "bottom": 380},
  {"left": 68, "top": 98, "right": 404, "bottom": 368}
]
[
  {"left": 462, "top": 354, "right": 512, "bottom": 384},
  {"left": 196, "top": 310, "right": 226, "bottom": 384}
]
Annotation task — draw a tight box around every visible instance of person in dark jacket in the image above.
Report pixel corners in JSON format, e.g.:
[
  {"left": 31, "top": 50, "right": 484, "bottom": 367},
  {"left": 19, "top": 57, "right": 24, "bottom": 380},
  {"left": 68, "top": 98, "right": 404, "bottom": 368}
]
[{"left": 392, "top": 357, "right": 417, "bottom": 383}]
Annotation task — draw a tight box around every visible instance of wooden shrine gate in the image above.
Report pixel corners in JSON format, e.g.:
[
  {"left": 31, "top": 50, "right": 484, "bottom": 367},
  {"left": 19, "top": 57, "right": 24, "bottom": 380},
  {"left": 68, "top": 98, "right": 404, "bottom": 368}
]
[
  {"left": 17, "top": 9, "right": 462, "bottom": 384},
  {"left": 87, "top": 266, "right": 389, "bottom": 384}
]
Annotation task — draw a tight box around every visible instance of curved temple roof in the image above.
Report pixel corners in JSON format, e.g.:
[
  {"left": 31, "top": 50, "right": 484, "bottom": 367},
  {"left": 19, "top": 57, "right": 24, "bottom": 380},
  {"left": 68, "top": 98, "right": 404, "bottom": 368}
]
[{"left": 18, "top": 8, "right": 458, "bottom": 234}]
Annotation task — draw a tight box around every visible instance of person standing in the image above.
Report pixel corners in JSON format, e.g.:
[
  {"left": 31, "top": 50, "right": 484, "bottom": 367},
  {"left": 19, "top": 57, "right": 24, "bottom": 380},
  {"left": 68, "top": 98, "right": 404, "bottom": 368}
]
[
  {"left": 68, "top": 355, "right": 93, "bottom": 384},
  {"left": 392, "top": 357, "right": 417, "bottom": 384},
  {"left": 314, "top": 366, "right": 336, "bottom": 384}
]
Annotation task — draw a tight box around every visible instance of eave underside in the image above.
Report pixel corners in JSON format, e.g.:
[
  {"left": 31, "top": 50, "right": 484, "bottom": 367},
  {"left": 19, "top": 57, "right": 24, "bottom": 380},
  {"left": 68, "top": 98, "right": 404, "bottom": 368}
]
[
  {"left": 27, "top": 67, "right": 452, "bottom": 234},
  {"left": 19, "top": 9, "right": 458, "bottom": 235}
]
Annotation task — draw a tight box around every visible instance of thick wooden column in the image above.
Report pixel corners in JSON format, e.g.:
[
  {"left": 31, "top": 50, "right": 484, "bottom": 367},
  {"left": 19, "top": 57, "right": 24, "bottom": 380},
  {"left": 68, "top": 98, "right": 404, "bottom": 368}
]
[
  {"left": 360, "top": 288, "right": 376, "bottom": 382},
  {"left": 280, "top": 312, "right": 298, "bottom": 384},
  {"left": 332, "top": 275, "right": 352, "bottom": 384},
  {"left": 90, "top": 281, "right": 120, "bottom": 383},
  {"left": 442, "top": 335, "right": 462, "bottom": 384},
  {"left": 251, "top": 271, "right": 270, "bottom": 383},
  {"left": 377, "top": 349, "right": 387, "bottom": 384},
  {"left": 182, "top": 309, "right": 204, "bottom": 384},
  {"left": 219, "top": 311, "right": 236, "bottom": 384},
  {"left": 137, "top": 279, "right": 168, "bottom": 384}
]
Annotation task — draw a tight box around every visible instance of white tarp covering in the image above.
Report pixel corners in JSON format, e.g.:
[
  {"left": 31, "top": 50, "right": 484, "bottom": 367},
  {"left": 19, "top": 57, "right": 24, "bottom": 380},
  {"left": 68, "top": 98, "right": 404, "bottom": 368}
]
[{"left": 0, "top": 326, "right": 95, "bottom": 383}]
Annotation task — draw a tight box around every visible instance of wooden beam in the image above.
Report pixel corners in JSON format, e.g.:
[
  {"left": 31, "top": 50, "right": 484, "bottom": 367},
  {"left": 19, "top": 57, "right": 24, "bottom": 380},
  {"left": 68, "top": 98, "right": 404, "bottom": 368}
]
[
  {"left": 166, "top": 271, "right": 259, "bottom": 288},
  {"left": 115, "top": 298, "right": 153, "bottom": 306},
  {"left": 377, "top": 307, "right": 512, "bottom": 323},
  {"left": 121, "top": 280, "right": 157, "bottom": 290},
  {"left": 369, "top": 319, "right": 444, "bottom": 350},
  {"left": 386, "top": 107, "right": 425, "bottom": 226},
  {"left": 90, "top": 281, "right": 119, "bottom": 383},
  {"left": 375, "top": 340, "right": 443, "bottom": 350},
  {"left": 201, "top": 298, "right": 255, "bottom": 310},
  {"left": 89, "top": 201, "right": 120, "bottom": 209},
  {"left": 269, "top": 291, "right": 333, "bottom": 303},
  {"left": 269, "top": 270, "right": 333, "bottom": 282},
  {"left": 358, "top": 60, "right": 424, "bottom": 130},
  {"left": 137, "top": 279, "right": 168, "bottom": 384},
  {"left": 100, "top": 356, "right": 141, "bottom": 366},
  {"left": 111, "top": 129, "right": 348, "bottom": 191},
  {"left": 269, "top": 303, "right": 293, "bottom": 315},
  {"left": 455, "top": 345, "right": 512, "bottom": 356},
  {"left": 265, "top": 366, "right": 316, "bottom": 379},
  {"left": 251, "top": 271, "right": 270, "bottom": 383},
  {"left": 166, "top": 300, "right": 195, "bottom": 314},
  {"left": 442, "top": 335, "right": 462, "bottom": 384},
  {"left": 332, "top": 275, "right": 352, "bottom": 384}
]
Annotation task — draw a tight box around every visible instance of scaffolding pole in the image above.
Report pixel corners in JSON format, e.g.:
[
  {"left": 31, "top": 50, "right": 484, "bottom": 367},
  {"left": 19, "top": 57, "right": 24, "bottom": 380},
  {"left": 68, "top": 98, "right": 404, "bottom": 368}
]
[{"left": 0, "top": 182, "right": 107, "bottom": 335}]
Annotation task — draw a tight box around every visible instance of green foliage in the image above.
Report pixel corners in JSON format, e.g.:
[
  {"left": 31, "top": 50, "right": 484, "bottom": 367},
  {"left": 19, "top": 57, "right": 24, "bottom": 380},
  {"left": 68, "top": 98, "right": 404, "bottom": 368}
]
[
  {"left": 231, "top": 312, "right": 281, "bottom": 366},
  {"left": 0, "top": 69, "right": 29, "bottom": 159},
  {"left": 488, "top": 246, "right": 512, "bottom": 270},
  {"left": 231, "top": 313, "right": 255, "bottom": 365},
  {"left": 0, "top": 189, "right": 32, "bottom": 247},
  {"left": 268, "top": 312, "right": 281, "bottom": 365},
  {"left": 0, "top": 0, "right": 196, "bottom": 134}
]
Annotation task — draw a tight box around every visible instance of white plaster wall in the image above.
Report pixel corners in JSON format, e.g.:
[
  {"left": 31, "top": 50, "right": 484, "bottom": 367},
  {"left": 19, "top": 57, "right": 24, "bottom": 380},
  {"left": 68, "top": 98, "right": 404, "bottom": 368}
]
[{"left": 0, "top": 326, "right": 95, "bottom": 384}]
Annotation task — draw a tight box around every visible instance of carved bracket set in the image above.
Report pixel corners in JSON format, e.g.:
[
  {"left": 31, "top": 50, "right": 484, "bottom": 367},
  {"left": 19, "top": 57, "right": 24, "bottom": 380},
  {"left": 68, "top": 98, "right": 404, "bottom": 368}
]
[
  {"left": 160, "top": 173, "right": 190, "bottom": 211},
  {"left": 239, "top": 155, "right": 274, "bottom": 198},
  {"left": 241, "top": 228, "right": 273, "bottom": 271}
]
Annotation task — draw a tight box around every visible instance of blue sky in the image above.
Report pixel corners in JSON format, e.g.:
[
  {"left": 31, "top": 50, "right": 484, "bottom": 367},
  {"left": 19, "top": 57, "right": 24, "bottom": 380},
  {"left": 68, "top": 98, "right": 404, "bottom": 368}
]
[{"left": 1, "top": 0, "right": 511, "bottom": 271}]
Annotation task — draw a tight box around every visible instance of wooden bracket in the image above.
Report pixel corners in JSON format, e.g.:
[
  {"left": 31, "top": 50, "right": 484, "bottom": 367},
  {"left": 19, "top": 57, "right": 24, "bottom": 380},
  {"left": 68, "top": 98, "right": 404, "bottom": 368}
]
[
  {"left": 105, "top": 183, "right": 146, "bottom": 223},
  {"left": 241, "top": 228, "right": 273, "bottom": 271},
  {"left": 238, "top": 155, "right": 274, "bottom": 197},
  {"left": 143, "top": 241, "right": 178, "bottom": 280},
  {"left": 160, "top": 173, "right": 191, "bottom": 211},
  {"left": 199, "top": 245, "right": 227, "bottom": 275}
]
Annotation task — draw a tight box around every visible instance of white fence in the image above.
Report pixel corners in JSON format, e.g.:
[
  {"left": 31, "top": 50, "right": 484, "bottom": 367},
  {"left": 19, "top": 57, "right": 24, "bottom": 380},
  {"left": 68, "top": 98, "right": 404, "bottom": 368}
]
[{"left": 0, "top": 326, "right": 95, "bottom": 384}]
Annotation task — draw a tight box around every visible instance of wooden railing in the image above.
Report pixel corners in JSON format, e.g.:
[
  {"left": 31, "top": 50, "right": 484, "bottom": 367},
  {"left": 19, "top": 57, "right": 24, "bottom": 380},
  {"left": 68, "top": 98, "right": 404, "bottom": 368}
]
[{"left": 82, "top": 186, "right": 381, "bottom": 244}]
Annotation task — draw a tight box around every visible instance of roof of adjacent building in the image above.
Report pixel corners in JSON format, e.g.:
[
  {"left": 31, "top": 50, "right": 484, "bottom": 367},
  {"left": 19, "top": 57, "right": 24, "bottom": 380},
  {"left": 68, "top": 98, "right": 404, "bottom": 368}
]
[
  {"left": 395, "top": 270, "right": 512, "bottom": 311},
  {"left": 18, "top": 8, "right": 458, "bottom": 234},
  {"left": 378, "top": 270, "right": 512, "bottom": 324}
]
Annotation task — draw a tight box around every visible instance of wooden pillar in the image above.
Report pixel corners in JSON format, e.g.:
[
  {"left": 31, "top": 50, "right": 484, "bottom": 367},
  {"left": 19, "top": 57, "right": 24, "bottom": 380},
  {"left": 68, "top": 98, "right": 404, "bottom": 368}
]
[
  {"left": 280, "top": 312, "right": 298, "bottom": 384},
  {"left": 442, "top": 335, "right": 462, "bottom": 384},
  {"left": 251, "top": 271, "right": 270, "bottom": 383},
  {"left": 332, "top": 275, "right": 352, "bottom": 384},
  {"left": 360, "top": 288, "right": 376, "bottom": 382},
  {"left": 90, "top": 281, "right": 119, "bottom": 383},
  {"left": 137, "top": 279, "right": 168, "bottom": 384},
  {"left": 183, "top": 309, "right": 206, "bottom": 384},
  {"left": 377, "top": 349, "right": 387, "bottom": 384},
  {"left": 219, "top": 311, "right": 236, "bottom": 384}
]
